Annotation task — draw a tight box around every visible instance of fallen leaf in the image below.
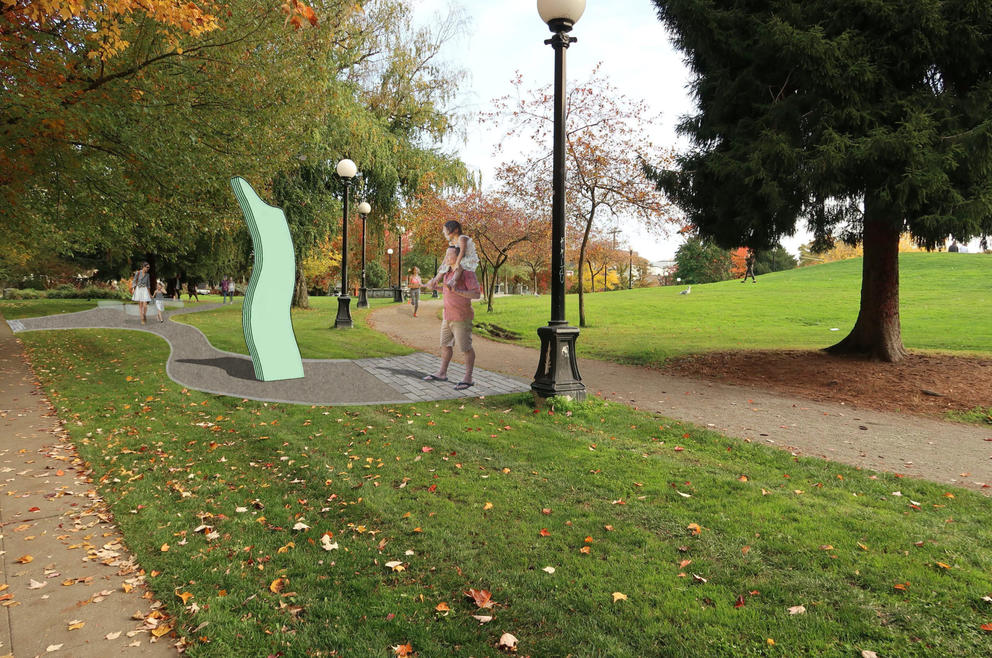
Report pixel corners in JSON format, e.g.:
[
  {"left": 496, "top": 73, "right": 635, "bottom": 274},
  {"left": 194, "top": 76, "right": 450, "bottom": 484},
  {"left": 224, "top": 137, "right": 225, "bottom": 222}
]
[
  {"left": 539, "top": 528, "right": 550, "bottom": 537},
  {"left": 465, "top": 588, "right": 496, "bottom": 609},
  {"left": 68, "top": 620, "right": 85, "bottom": 631},
  {"left": 106, "top": 631, "right": 122, "bottom": 640},
  {"left": 935, "top": 562, "right": 951, "bottom": 570},
  {"left": 612, "top": 592, "right": 628, "bottom": 603},
  {"left": 788, "top": 605, "right": 806, "bottom": 615},
  {"left": 687, "top": 523, "right": 702, "bottom": 536},
  {"left": 151, "top": 625, "right": 172, "bottom": 638},
  {"left": 269, "top": 578, "right": 286, "bottom": 594},
  {"left": 692, "top": 574, "right": 707, "bottom": 584},
  {"left": 15, "top": 555, "right": 33, "bottom": 564},
  {"left": 27, "top": 579, "right": 47, "bottom": 590},
  {"left": 471, "top": 614, "right": 493, "bottom": 624},
  {"left": 160, "top": 543, "right": 169, "bottom": 552},
  {"left": 579, "top": 546, "right": 591, "bottom": 554},
  {"left": 483, "top": 502, "right": 494, "bottom": 511},
  {"left": 435, "top": 602, "right": 450, "bottom": 612},
  {"left": 176, "top": 592, "right": 193, "bottom": 604},
  {"left": 392, "top": 643, "right": 414, "bottom": 656},
  {"left": 734, "top": 595, "right": 745, "bottom": 608},
  {"left": 385, "top": 561, "right": 405, "bottom": 572},
  {"left": 498, "top": 632, "right": 518, "bottom": 651},
  {"left": 292, "top": 522, "right": 310, "bottom": 531},
  {"left": 542, "top": 566, "right": 555, "bottom": 574},
  {"left": 46, "top": 645, "right": 63, "bottom": 652},
  {"left": 320, "top": 535, "right": 339, "bottom": 551},
  {"left": 862, "top": 651, "right": 879, "bottom": 658}
]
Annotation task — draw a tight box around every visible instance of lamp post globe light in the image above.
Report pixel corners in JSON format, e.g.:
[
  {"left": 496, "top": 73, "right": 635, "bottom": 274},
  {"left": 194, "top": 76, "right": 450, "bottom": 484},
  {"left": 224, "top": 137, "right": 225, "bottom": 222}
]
[
  {"left": 387, "top": 248, "right": 394, "bottom": 291},
  {"left": 531, "top": 0, "right": 586, "bottom": 401},
  {"left": 333, "top": 158, "right": 358, "bottom": 328},
  {"left": 393, "top": 226, "right": 405, "bottom": 303},
  {"left": 356, "top": 201, "right": 372, "bottom": 308}
]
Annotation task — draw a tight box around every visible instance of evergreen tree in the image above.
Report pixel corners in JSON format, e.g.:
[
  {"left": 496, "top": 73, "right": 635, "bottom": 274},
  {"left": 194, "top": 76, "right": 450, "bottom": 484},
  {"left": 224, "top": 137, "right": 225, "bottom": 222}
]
[
  {"left": 674, "top": 236, "right": 733, "bottom": 284},
  {"left": 648, "top": 0, "right": 992, "bottom": 361},
  {"left": 754, "top": 245, "right": 797, "bottom": 275}
]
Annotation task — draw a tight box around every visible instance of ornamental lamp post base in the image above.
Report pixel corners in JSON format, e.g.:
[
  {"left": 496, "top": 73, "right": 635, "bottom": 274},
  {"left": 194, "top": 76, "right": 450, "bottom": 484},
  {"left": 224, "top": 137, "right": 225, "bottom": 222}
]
[
  {"left": 334, "top": 295, "right": 353, "bottom": 328},
  {"left": 357, "top": 287, "right": 369, "bottom": 309},
  {"left": 531, "top": 324, "right": 585, "bottom": 401},
  {"left": 393, "top": 286, "right": 403, "bottom": 303}
]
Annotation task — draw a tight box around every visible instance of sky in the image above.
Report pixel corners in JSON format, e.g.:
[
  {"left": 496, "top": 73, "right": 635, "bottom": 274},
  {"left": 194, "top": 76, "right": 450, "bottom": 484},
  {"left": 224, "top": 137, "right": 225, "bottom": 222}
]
[{"left": 410, "top": 1, "right": 980, "bottom": 260}]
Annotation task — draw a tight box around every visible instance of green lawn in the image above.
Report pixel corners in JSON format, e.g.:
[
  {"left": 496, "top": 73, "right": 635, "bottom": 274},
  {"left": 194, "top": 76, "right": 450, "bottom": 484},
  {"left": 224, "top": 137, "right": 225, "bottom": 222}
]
[
  {"left": 174, "top": 296, "right": 413, "bottom": 359},
  {"left": 0, "top": 298, "right": 100, "bottom": 319},
  {"left": 20, "top": 328, "right": 992, "bottom": 656},
  {"left": 480, "top": 253, "right": 992, "bottom": 365}
]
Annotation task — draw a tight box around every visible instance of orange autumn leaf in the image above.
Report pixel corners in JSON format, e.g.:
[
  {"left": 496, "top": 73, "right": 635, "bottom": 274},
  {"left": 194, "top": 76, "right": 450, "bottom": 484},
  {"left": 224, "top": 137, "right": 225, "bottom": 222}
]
[
  {"left": 393, "top": 644, "right": 414, "bottom": 657},
  {"left": 464, "top": 588, "right": 496, "bottom": 609},
  {"left": 687, "top": 523, "right": 702, "bottom": 536},
  {"left": 584, "top": 536, "right": 594, "bottom": 544},
  {"left": 981, "top": 623, "right": 992, "bottom": 632},
  {"left": 160, "top": 543, "right": 170, "bottom": 552},
  {"left": 270, "top": 578, "right": 287, "bottom": 594},
  {"left": 579, "top": 546, "right": 591, "bottom": 554},
  {"left": 539, "top": 528, "right": 551, "bottom": 537},
  {"left": 435, "top": 602, "right": 450, "bottom": 612},
  {"left": 151, "top": 624, "right": 173, "bottom": 638},
  {"left": 15, "top": 555, "right": 33, "bottom": 564},
  {"left": 176, "top": 591, "right": 193, "bottom": 604}
]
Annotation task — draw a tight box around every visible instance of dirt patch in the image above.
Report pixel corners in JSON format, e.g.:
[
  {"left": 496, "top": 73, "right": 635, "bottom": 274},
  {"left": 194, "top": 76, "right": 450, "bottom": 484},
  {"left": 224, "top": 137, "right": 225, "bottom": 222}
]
[{"left": 664, "top": 350, "right": 992, "bottom": 419}]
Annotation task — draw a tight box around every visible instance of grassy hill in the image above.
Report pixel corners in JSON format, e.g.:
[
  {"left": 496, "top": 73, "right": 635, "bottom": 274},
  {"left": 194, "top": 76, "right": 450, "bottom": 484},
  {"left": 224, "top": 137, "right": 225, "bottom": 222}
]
[{"left": 478, "top": 252, "right": 992, "bottom": 366}]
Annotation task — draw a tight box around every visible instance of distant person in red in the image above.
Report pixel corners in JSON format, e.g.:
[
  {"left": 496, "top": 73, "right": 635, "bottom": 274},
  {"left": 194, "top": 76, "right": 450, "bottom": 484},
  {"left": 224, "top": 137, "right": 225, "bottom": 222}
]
[{"left": 423, "top": 246, "right": 481, "bottom": 390}]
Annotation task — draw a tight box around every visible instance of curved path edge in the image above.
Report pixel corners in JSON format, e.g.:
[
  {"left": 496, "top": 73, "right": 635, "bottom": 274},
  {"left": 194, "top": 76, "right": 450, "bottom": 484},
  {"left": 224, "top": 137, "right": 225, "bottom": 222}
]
[
  {"left": 4, "top": 303, "right": 528, "bottom": 407},
  {"left": 369, "top": 298, "right": 992, "bottom": 494}
]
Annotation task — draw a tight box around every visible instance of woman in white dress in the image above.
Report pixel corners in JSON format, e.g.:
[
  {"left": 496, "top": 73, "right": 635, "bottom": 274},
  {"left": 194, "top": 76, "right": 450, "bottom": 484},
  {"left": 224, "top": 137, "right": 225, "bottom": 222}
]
[{"left": 131, "top": 262, "right": 152, "bottom": 324}]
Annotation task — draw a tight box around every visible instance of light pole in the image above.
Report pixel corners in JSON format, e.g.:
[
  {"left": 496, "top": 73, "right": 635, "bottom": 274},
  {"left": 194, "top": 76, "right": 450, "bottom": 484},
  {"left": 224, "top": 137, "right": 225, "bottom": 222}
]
[
  {"left": 387, "top": 248, "right": 394, "bottom": 292},
  {"left": 393, "top": 226, "right": 405, "bottom": 302},
  {"left": 334, "top": 158, "right": 358, "bottom": 328},
  {"left": 628, "top": 248, "right": 633, "bottom": 289},
  {"left": 356, "top": 201, "right": 371, "bottom": 308},
  {"left": 531, "top": 0, "right": 586, "bottom": 401},
  {"left": 431, "top": 255, "right": 439, "bottom": 298}
]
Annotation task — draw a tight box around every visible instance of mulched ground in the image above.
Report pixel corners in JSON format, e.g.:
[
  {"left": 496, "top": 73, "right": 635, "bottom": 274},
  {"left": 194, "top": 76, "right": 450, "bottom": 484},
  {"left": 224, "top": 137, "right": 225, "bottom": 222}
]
[{"left": 664, "top": 350, "right": 992, "bottom": 419}]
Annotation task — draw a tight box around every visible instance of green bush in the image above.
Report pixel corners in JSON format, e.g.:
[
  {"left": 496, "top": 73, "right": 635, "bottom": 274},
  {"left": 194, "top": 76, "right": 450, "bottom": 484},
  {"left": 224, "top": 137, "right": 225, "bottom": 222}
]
[
  {"left": 3, "top": 285, "right": 126, "bottom": 300},
  {"left": 5, "top": 288, "right": 41, "bottom": 300}
]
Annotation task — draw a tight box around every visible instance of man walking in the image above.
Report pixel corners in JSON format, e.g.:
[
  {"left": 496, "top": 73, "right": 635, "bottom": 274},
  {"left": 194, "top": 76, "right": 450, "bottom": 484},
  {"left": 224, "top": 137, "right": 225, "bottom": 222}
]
[{"left": 422, "top": 246, "right": 481, "bottom": 390}]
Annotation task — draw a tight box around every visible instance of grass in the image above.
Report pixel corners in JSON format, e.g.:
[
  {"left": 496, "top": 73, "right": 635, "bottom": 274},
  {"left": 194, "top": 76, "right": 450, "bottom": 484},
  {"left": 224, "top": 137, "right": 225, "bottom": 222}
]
[
  {"left": 20, "top": 327, "right": 992, "bottom": 656},
  {"left": 173, "top": 296, "right": 413, "bottom": 359},
  {"left": 0, "top": 298, "right": 100, "bottom": 319},
  {"left": 478, "top": 253, "right": 992, "bottom": 365},
  {"left": 947, "top": 407, "right": 992, "bottom": 425}
]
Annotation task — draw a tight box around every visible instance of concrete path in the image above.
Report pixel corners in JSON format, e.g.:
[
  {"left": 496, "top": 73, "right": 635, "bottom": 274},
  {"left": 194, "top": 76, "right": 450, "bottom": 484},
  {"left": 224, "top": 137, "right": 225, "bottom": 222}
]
[
  {"left": 0, "top": 317, "right": 177, "bottom": 656},
  {"left": 7, "top": 304, "right": 529, "bottom": 404},
  {"left": 370, "top": 298, "right": 992, "bottom": 495}
]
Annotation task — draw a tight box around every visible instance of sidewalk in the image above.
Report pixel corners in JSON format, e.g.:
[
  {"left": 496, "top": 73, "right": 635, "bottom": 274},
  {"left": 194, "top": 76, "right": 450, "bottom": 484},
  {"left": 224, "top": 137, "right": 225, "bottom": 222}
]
[
  {"left": 0, "top": 317, "right": 177, "bottom": 656},
  {"left": 369, "top": 298, "right": 992, "bottom": 494}
]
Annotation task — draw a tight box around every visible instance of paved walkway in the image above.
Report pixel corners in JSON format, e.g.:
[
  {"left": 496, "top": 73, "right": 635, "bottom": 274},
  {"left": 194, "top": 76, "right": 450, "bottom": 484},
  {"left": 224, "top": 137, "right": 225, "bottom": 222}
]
[
  {"left": 369, "top": 298, "right": 992, "bottom": 495},
  {"left": 7, "top": 303, "right": 529, "bottom": 404},
  {"left": 0, "top": 315, "right": 177, "bottom": 656}
]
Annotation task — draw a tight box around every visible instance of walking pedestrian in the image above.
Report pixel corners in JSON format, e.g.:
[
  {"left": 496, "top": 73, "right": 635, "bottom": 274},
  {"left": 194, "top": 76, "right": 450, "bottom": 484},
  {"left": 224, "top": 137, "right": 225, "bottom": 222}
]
[
  {"left": 408, "top": 266, "right": 422, "bottom": 317},
  {"left": 743, "top": 251, "right": 757, "bottom": 283},
  {"left": 131, "top": 262, "right": 152, "bottom": 324},
  {"left": 422, "top": 246, "right": 481, "bottom": 390},
  {"left": 153, "top": 280, "right": 166, "bottom": 322},
  {"left": 221, "top": 276, "right": 231, "bottom": 304},
  {"left": 186, "top": 279, "right": 199, "bottom": 302}
]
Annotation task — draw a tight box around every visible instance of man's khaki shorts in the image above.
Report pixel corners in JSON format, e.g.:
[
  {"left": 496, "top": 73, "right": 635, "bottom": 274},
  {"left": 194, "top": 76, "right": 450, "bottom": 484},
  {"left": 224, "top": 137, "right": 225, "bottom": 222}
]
[{"left": 440, "top": 319, "right": 473, "bottom": 352}]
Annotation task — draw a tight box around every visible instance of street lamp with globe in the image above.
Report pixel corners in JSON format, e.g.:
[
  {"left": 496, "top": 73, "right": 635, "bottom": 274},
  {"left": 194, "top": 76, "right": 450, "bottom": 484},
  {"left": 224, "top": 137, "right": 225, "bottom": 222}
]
[
  {"left": 333, "top": 158, "right": 358, "bottom": 328},
  {"left": 531, "top": 0, "right": 587, "bottom": 401},
  {"left": 356, "top": 201, "right": 372, "bottom": 308}
]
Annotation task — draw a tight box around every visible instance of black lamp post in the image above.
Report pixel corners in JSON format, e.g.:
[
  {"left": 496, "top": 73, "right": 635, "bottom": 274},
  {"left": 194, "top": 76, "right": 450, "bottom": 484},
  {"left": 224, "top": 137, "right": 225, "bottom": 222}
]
[
  {"left": 531, "top": 0, "right": 586, "bottom": 401},
  {"left": 393, "top": 226, "right": 404, "bottom": 302},
  {"left": 431, "top": 256, "right": 439, "bottom": 298},
  {"left": 387, "top": 248, "right": 393, "bottom": 292},
  {"left": 333, "top": 158, "right": 358, "bottom": 329},
  {"left": 356, "top": 201, "right": 371, "bottom": 308},
  {"left": 628, "top": 247, "right": 633, "bottom": 289}
]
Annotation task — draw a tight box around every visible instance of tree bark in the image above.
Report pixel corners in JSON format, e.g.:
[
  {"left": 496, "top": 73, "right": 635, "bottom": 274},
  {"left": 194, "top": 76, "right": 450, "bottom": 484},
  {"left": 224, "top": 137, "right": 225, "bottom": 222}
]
[
  {"left": 825, "top": 213, "right": 907, "bottom": 362},
  {"left": 292, "top": 265, "right": 309, "bottom": 309}
]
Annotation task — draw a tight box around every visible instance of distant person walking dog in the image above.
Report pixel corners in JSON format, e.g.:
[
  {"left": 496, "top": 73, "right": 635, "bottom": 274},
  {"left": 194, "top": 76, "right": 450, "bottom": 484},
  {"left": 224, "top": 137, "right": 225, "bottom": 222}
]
[
  {"left": 423, "top": 246, "right": 481, "bottom": 390},
  {"left": 131, "top": 262, "right": 151, "bottom": 324}
]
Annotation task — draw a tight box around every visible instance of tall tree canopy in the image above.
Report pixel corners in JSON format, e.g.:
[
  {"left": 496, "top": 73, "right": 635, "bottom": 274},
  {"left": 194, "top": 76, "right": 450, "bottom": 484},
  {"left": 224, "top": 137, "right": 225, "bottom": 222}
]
[{"left": 648, "top": 0, "right": 992, "bottom": 361}]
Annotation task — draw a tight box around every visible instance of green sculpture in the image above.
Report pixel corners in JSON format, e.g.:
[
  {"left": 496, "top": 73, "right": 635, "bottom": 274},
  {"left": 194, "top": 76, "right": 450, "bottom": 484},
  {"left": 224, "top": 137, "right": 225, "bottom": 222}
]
[{"left": 230, "top": 177, "right": 305, "bottom": 381}]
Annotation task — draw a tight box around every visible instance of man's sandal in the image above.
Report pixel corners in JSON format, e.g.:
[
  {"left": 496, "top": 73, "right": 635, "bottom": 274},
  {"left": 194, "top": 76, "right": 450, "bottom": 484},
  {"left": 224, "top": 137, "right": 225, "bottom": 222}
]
[
  {"left": 422, "top": 374, "right": 448, "bottom": 382},
  {"left": 453, "top": 381, "right": 474, "bottom": 391}
]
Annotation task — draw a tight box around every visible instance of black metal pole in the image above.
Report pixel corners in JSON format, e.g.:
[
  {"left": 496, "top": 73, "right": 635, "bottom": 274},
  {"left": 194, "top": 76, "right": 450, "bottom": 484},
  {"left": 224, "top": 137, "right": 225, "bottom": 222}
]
[
  {"left": 531, "top": 23, "right": 585, "bottom": 401},
  {"left": 357, "top": 213, "right": 369, "bottom": 308},
  {"left": 431, "top": 255, "right": 439, "bottom": 298},
  {"left": 394, "top": 233, "right": 403, "bottom": 302},
  {"left": 334, "top": 180, "right": 353, "bottom": 328},
  {"left": 628, "top": 248, "right": 633, "bottom": 289}
]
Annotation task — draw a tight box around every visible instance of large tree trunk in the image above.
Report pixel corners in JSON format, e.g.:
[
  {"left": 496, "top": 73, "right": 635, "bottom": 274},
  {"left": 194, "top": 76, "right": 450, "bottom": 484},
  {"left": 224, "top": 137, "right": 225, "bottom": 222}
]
[
  {"left": 292, "top": 265, "right": 309, "bottom": 309},
  {"left": 825, "top": 214, "right": 906, "bottom": 362}
]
